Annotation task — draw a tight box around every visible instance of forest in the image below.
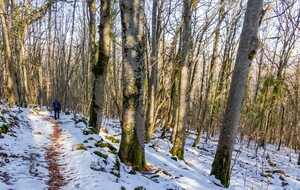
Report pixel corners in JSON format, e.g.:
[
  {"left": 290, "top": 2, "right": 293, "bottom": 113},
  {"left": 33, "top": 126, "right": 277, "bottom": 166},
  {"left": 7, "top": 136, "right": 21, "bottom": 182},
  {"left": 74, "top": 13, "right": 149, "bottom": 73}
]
[{"left": 0, "top": 0, "right": 300, "bottom": 189}]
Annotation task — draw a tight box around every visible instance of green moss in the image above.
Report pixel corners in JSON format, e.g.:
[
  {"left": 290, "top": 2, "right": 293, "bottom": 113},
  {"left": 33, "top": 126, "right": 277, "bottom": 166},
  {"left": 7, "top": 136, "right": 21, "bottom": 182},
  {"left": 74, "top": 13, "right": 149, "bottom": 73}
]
[
  {"left": 102, "top": 127, "right": 109, "bottom": 134},
  {"left": 83, "top": 127, "right": 97, "bottom": 135},
  {"left": 113, "top": 156, "right": 120, "bottom": 171},
  {"left": 34, "top": 131, "right": 42, "bottom": 135},
  {"left": 1, "top": 109, "right": 9, "bottom": 114},
  {"left": 92, "top": 62, "right": 104, "bottom": 76},
  {"left": 96, "top": 142, "right": 117, "bottom": 153},
  {"left": 112, "top": 156, "right": 121, "bottom": 177},
  {"left": 121, "top": 186, "right": 126, "bottom": 190},
  {"left": 105, "top": 136, "right": 119, "bottom": 143},
  {"left": 131, "top": 139, "right": 146, "bottom": 171},
  {"left": 170, "top": 146, "right": 184, "bottom": 160},
  {"left": 0, "top": 124, "right": 9, "bottom": 134},
  {"left": 0, "top": 116, "right": 6, "bottom": 123},
  {"left": 74, "top": 144, "right": 87, "bottom": 151},
  {"left": 75, "top": 118, "right": 88, "bottom": 125},
  {"left": 94, "top": 151, "right": 108, "bottom": 159},
  {"left": 211, "top": 146, "right": 231, "bottom": 188},
  {"left": 248, "top": 50, "right": 257, "bottom": 60}
]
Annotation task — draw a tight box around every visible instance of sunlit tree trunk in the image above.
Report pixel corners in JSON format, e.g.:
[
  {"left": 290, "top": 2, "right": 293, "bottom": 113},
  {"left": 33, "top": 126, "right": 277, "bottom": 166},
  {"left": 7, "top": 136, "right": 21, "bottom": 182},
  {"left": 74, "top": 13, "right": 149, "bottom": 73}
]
[
  {"left": 170, "top": 0, "right": 192, "bottom": 160},
  {"left": 118, "top": 0, "right": 146, "bottom": 171},
  {"left": 211, "top": 0, "right": 264, "bottom": 187},
  {"left": 145, "top": 0, "right": 158, "bottom": 143}
]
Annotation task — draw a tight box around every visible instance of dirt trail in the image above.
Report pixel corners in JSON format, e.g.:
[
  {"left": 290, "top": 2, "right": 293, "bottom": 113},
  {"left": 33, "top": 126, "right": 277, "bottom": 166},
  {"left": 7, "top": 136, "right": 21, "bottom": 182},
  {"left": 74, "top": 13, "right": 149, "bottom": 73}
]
[{"left": 44, "top": 117, "right": 67, "bottom": 190}]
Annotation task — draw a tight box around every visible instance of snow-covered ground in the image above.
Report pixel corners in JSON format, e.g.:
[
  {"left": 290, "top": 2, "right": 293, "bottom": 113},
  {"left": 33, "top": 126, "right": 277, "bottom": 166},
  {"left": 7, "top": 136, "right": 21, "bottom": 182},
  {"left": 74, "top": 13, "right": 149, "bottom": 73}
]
[{"left": 0, "top": 105, "right": 299, "bottom": 190}]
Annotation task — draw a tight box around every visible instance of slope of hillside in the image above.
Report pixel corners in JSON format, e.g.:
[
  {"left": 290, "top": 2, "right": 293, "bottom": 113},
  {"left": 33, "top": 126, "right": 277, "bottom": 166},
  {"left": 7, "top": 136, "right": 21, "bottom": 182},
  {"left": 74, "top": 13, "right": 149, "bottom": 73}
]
[{"left": 0, "top": 105, "right": 299, "bottom": 190}]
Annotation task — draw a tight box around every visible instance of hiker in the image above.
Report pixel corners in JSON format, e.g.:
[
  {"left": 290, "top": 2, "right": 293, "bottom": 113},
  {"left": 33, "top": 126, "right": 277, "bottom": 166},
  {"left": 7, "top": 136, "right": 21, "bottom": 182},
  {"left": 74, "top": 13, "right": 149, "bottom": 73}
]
[{"left": 53, "top": 99, "right": 61, "bottom": 120}]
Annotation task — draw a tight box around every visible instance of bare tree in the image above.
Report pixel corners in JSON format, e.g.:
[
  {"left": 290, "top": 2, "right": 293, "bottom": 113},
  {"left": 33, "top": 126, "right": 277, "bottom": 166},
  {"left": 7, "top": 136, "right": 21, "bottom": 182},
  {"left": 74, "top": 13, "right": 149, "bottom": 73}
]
[
  {"left": 118, "top": 0, "right": 146, "bottom": 171},
  {"left": 89, "top": 0, "right": 111, "bottom": 133},
  {"left": 170, "top": 0, "right": 193, "bottom": 160},
  {"left": 211, "top": 0, "right": 267, "bottom": 187}
]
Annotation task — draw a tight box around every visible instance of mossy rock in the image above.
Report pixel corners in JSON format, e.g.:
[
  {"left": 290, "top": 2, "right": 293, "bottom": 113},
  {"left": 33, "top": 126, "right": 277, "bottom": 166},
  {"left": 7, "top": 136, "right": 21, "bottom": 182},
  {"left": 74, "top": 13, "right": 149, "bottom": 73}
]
[
  {"left": 1, "top": 109, "right": 9, "bottom": 114},
  {"left": 75, "top": 118, "right": 88, "bottom": 125},
  {"left": 88, "top": 137, "right": 96, "bottom": 141},
  {"left": 94, "top": 151, "right": 108, "bottom": 159},
  {"left": 94, "top": 140, "right": 104, "bottom": 147},
  {"left": 96, "top": 142, "right": 117, "bottom": 153},
  {"left": 83, "top": 140, "right": 88, "bottom": 143},
  {"left": 0, "top": 124, "right": 9, "bottom": 134},
  {"left": 0, "top": 116, "right": 6, "bottom": 123},
  {"left": 83, "top": 130, "right": 89, "bottom": 135},
  {"left": 8, "top": 133, "right": 16, "bottom": 137},
  {"left": 89, "top": 127, "right": 97, "bottom": 134},
  {"left": 134, "top": 187, "right": 146, "bottom": 190},
  {"left": 74, "top": 144, "right": 87, "bottom": 151},
  {"left": 121, "top": 186, "right": 126, "bottom": 190},
  {"left": 108, "top": 149, "right": 118, "bottom": 154},
  {"left": 105, "top": 136, "right": 119, "bottom": 143},
  {"left": 65, "top": 111, "right": 71, "bottom": 115},
  {"left": 102, "top": 127, "right": 109, "bottom": 134},
  {"left": 34, "top": 131, "right": 42, "bottom": 135},
  {"left": 112, "top": 157, "right": 121, "bottom": 177}
]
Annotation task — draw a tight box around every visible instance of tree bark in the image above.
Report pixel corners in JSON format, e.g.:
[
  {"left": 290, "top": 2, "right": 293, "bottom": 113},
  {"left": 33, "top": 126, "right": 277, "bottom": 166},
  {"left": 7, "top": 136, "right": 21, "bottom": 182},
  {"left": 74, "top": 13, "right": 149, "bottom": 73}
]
[
  {"left": 146, "top": 0, "right": 158, "bottom": 143},
  {"left": 170, "top": 0, "right": 192, "bottom": 160},
  {"left": 118, "top": 0, "right": 146, "bottom": 171},
  {"left": 211, "top": 0, "right": 264, "bottom": 187},
  {"left": 89, "top": 0, "right": 111, "bottom": 133}
]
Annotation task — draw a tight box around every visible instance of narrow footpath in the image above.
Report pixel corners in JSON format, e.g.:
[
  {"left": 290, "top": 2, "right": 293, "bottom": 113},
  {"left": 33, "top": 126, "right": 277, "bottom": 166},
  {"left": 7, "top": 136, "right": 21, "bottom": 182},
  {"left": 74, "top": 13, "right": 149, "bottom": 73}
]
[{"left": 43, "top": 116, "right": 67, "bottom": 190}]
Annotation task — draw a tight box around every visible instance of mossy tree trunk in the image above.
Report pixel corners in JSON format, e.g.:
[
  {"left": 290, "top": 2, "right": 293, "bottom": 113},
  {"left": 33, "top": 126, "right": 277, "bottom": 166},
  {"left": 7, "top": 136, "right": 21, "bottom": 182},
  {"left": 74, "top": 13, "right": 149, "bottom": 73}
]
[
  {"left": 211, "top": 0, "right": 265, "bottom": 187},
  {"left": 89, "top": 0, "right": 111, "bottom": 134},
  {"left": 118, "top": 0, "right": 146, "bottom": 171},
  {"left": 170, "top": 0, "right": 192, "bottom": 160}
]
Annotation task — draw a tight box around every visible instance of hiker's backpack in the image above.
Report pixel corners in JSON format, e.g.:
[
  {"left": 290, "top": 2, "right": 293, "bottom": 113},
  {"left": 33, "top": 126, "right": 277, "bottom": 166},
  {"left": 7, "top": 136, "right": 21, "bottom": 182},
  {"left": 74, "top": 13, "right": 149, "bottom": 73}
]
[{"left": 54, "top": 101, "right": 61, "bottom": 110}]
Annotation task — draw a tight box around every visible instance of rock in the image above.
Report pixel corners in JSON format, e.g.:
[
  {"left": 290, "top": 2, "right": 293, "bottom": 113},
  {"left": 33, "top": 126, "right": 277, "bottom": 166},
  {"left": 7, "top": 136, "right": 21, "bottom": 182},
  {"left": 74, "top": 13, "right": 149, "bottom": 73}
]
[
  {"left": 34, "top": 131, "right": 42, "bottom": 135},
  {"left": 105, "top": 136, "right": 119, "bottom": 143},
  {"left": 0, "top": 152, "right": 8, "bottom": 157},
  {"left": 93, "top": 151, "right": 108, "bottom": 159},
  {"left": 281, "top": 181, "right": 288, "bottom": 187},
  {"left": 74, "top": 144, "right": 87, "bottom": 151}
]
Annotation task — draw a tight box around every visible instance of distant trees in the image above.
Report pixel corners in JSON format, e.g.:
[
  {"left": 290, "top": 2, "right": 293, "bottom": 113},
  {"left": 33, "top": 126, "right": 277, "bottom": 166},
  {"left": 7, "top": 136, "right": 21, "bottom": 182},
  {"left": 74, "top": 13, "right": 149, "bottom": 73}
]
[{"left": 0, "top": 0, "right": 300, "bottom": 185}]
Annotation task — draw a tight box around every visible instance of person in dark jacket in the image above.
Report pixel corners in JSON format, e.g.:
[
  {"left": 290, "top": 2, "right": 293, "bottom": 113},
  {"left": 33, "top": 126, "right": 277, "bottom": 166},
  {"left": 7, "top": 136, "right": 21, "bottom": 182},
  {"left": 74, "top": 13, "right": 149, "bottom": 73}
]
[{"left": 53, "top": 99, "right": 61, "bottom": 120}]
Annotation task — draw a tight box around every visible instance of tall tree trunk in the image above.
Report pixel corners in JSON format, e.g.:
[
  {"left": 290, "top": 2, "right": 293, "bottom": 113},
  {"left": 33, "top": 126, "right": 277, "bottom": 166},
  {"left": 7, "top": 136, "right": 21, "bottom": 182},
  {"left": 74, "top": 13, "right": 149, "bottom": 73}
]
[
  {"left": 170, "top": 0, "right": 192, "bottom": 160},
  {"left": 118, "top": 0, "right": 146, "bottom": 171},
  {"left": 88, "top": 0, "right": 97, "bottom": 127},
  {"left": 211, "top": 0, "right": 265, "bottom": 187},
  {"left": 145, "top": 0, "right": 158, "bottom": 143}
]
